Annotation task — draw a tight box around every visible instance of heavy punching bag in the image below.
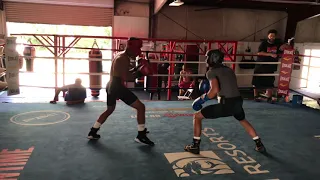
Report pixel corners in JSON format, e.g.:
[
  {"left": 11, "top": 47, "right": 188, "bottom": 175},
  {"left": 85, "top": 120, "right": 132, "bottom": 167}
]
[
  {"left": 89, "top": 41, "right": 103, "bottom": 97},
  {"left": 19, "top": 55, "right": 23, "bottom": 69},
  {"left": 23, "top": 45, "right": 35, "bottom": 72}
]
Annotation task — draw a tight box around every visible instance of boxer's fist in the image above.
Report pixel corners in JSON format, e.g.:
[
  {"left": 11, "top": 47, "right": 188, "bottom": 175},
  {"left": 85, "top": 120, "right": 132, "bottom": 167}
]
[
  {"left": 133, "top": 64, "right": 153, "bottom": 78},
  {"left": 138, "top": 58, "right": 149, "bottom": 66},
  {"left": 192, "top": 97, "right": 206, "bottom": 111},
  {"left": 138, "top": 64, "right": 153, "bottom": 76}
]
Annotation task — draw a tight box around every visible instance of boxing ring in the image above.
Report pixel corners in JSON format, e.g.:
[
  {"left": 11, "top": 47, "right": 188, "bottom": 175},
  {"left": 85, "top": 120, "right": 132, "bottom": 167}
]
[
  {"left": 0, "top": 34, "right": 320, "bottom": 180},
  {"left": 1, "top": 33, "right": 319, "bottom": 104}
]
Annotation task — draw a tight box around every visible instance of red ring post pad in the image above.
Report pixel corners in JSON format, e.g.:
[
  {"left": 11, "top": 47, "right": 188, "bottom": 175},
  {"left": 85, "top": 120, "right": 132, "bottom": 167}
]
[{"left": 277, "top": 48, "right": 294, "bottom": 96}]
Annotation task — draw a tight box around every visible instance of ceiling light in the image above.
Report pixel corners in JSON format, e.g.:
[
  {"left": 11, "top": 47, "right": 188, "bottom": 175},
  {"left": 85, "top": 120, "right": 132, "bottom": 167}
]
[{"left": 169, "top": 0, "right": 184, "bottom": 6}]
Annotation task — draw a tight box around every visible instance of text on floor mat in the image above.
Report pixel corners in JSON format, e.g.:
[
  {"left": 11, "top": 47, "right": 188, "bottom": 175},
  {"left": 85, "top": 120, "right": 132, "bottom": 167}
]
[
  {"left": 0, "top": 147, "right": 34, "bottom": 180},
  {"left": 203, "top": 128, "right": 279, "bottom": 179}
]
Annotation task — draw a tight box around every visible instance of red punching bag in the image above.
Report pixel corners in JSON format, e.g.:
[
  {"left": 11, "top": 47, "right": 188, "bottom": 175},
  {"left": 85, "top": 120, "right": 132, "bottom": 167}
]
[
  {"left": 23, "top": 44, "right": 35, "bottom": 72},
  {"left": 89, "top": 41, "right": 103, "bottom": 97}
]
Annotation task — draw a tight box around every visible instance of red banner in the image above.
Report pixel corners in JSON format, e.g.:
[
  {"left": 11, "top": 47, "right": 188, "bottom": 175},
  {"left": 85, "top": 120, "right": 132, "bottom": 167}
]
[{"left": 277, "top": 49, "right": 294, "bottom": 96}]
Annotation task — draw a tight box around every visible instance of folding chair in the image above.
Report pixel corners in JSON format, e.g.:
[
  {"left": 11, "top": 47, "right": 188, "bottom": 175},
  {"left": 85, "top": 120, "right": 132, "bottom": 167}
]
[{"left": 177, "top": 88, "right": 193, "bottom": 100}]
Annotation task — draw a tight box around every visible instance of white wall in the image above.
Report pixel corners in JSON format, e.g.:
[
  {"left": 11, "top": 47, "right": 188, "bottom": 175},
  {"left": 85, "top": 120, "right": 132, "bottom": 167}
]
[
  {"left": 155, "top": 6, "right": 288, "bottom": 41},
  {"left": 295, "top": 16, "right": 320, "bottom": 43},
  {"left": 3, "top": 0, "right": 114, "bottom": 8},
  {"left": 113, "top": 1, "right": 150, "bottom": 38}
]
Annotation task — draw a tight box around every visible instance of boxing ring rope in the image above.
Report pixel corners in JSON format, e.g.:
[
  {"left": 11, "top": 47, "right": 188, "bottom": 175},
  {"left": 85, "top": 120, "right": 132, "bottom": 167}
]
[
  {"left": 1, "top": 34, "right": 238, "bottom": 100},
  {"left": 1, "top": 34, "right": 320, "bottom": 101}
]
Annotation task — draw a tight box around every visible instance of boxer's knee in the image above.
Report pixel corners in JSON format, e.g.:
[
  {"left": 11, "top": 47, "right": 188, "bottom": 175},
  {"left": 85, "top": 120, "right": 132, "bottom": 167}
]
[
  {"left": 131, "top": 99, "right": 145, "bottom": 113},
  {"left": 194, "top": 111, "right": 204, "bottom": 121},
  {"left": 106, "top": 105, "right": 116, "bottom": 114},
  {"left": 136, "top": 102, "right": 145, "bottom": 113}
]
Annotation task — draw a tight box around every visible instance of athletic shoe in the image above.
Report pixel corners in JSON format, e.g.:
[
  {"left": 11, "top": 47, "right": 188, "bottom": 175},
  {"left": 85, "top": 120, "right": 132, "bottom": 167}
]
[
  {"left": 184, "top": 139, "right": 201, "bottom": 154},
  {"left": 135, "top": 128, "right": 154, "bottom": 146},
  {"left": 254, "top": 96, "right": 262, "bottom": 102},
  {"left": 254, "top": 138, "right": 266, "bottom": 153},
  {"left": 87, "top": 127, "right": 101, "bottom": 140}
]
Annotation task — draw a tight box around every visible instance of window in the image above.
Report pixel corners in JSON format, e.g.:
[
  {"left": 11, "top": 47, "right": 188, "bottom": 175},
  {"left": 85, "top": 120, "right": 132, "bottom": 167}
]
[{"left": 300, "top": 48, "right": 320, "bottom": 91}]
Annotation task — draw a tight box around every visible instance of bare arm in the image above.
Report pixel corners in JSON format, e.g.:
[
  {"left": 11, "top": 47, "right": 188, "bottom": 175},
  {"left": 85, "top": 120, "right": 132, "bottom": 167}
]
[
  {"left": 119, "top": 57, "right": 136, "bottom": 80},
  {"left": 205, "top": 78, "right": 219, "bottom": 99},
  {"left": 179, "top": 71, "right": 183, "bottom": 84},
  {"left": 257, "top": 52, "right": 272, "bottom": 56},
  {"left": 54, "top": 85, "right": 69, "bottom": 97}
]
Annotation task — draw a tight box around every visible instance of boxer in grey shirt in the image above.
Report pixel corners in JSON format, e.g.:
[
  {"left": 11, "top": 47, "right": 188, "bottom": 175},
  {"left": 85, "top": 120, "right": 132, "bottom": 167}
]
[
  {"left": 206, "top": 66, "right": 241, "bottom": 98},
  {"left": 184, "top": 49, "right": 266, "bottom": 155}
]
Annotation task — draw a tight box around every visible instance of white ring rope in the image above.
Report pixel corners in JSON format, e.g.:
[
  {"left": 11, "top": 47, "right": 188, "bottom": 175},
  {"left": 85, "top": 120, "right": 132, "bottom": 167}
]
[
  {"left": 2, "top": 55, "right": 320, "bottom": 68},
  {"left": 0, "top": 55, "right": 282, "bottom": 64},
  {"left": 16, "top": 70, "right": 279, "bottom": 77}
]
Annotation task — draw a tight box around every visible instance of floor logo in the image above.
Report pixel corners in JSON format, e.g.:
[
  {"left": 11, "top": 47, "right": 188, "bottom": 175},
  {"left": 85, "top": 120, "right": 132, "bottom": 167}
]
[
  {"left": 164, "top": 151, "right": 235, "bottom": 177},
  {"left": 10, "top": 110, "right": 70, "bottom": 126},
  {"left": 0, "top": 147, "right": 34, "bottom": 179}
]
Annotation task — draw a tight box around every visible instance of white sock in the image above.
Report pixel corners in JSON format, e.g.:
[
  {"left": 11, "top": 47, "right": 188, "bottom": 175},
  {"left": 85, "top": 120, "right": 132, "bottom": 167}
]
[
  {"left": 194, "top": 136, "right": 201, "bottom": 140},
  {"left": 93, "top": 122, "right": 101, "bottom": 128},
  {"left": 138, "top": 124, "right": 145, "bottom": 131},
  {"left": 253, "top": 136, "right": 260, "bottom": 140}
]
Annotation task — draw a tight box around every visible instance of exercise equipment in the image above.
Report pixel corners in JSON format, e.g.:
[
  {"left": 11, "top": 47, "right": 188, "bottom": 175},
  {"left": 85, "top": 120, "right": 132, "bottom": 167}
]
[
  {"left": 199, "top": 79, "right": 210, "bottom": 93},
  {"left": 19, "top": 55, "right": 23, "bottom": 69},
  {"left": 23, "top": 44, "right": 35, "bottom": 72},
  {"left": 89, "top": 40, "right": 102, "bottom": 97}
]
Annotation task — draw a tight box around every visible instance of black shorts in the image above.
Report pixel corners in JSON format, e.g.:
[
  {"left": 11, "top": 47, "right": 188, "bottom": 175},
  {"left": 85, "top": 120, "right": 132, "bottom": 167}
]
[
  {"left": 200, "top": 96, "right": 245, "bottom": 121},
  {"left": 252, "top": 64, "right": 277, "bottom": 88},
  {"left": 106, "top": 76, "right": 138, "bottom": 106}
]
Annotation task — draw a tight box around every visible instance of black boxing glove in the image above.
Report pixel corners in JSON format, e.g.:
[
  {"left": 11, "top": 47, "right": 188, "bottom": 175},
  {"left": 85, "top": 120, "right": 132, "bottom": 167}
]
[{"left": 132, "top": 70, "right": 144, "bottom": 79}]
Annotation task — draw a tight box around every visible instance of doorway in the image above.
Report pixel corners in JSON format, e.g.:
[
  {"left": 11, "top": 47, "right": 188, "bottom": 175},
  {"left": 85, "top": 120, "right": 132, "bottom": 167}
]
[{"left": 6, "top": 22, "right": 112, "bottom": 88}]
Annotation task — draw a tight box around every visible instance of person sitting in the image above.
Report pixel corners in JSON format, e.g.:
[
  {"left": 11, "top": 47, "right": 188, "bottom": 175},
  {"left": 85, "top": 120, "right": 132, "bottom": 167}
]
[
  {"left": 50, "top": 78, "right": 86, "bottom": 105},
  {"left": 0, "top": 68, "right": 7, "bottom": 91},
  {"left": 178, "top": 64, "right": 194, "bottom": 96}
]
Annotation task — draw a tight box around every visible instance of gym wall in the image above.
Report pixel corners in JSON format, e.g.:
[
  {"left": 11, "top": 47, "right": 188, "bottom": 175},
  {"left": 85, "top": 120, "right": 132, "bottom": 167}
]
[
  {"left": 2, "top": 0, "right": 114, "bottom": 7},
  {"left": 154, "top": 5, "right": 288, "bottom": 88},
  {"left": 295, "top": 16, "right": 320, "bottom": 43},
  {"left": 154, "top": 6, "right": 287, "bottom": 41},
  {"left": 113, "top": 1, "right": 150, "bottom": 38}
]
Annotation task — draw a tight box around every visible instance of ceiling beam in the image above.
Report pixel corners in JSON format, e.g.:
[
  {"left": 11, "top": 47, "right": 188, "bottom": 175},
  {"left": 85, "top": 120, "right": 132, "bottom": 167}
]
[
  {"left": 285, "top": 5, "right": 320, "bottom": 41},
  {"left": 173, "top": 0, "right": 319, "bottom": 12}
]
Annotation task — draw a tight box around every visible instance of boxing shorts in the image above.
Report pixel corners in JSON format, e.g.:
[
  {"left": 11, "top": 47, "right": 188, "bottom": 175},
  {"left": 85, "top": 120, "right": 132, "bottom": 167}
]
[
  {"left": 200, "top": 96, "right": 245, "bottom": 121},
  {"left": 106, "top": 76, "right": 138, "bottom": 106}
]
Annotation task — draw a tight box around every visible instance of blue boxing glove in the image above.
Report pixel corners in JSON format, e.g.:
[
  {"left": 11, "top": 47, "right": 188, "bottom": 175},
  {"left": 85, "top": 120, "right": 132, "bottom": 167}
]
[{"left": 192, "top": 94, "right": 211, "bottom": 111}]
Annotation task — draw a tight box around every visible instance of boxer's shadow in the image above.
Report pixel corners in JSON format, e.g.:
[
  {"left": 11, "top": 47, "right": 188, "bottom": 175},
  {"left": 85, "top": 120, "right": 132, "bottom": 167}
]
[
  {"left": 86, "top": 140, "right": 119, "bottom": 158},
  {"left": 87, "top": 140, "right": 109, "bottom": 152},
  {"left": 261, "top": 151, "right": 283, "bottom": 164},
  {"left": 262, "top": 151, "right": 305, "bottom": 173},
  {"left": 66, "top": 103, "right": 87, "bottom": 108},
  {"left": 137, "top": 145, "right": 157, "bottom": 157}
]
